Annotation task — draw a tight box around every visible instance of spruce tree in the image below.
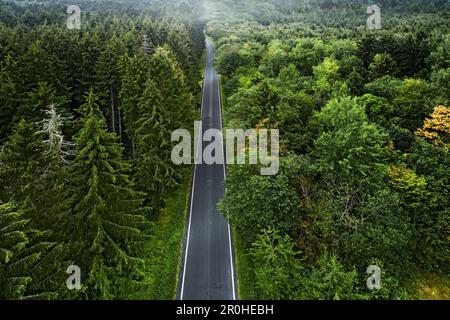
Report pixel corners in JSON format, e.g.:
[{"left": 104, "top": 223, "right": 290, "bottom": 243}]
[
  {"left": 0, "top": 65, "right": 17, "bottom": 143},
  {"left": 0, "top": 202, "right": 62, "bottom": 299},
  {"left": 16, "top": 40, "right": 68, "bottom": 97},
  {"left": 141, "top": 34, "right": 154, "bottom": 55},
  {"left": 131, "top": 46, "right": 195, "bottom": 211},
  {"left": 0, "top": 202, "right": 33, "bottom": 299},
  {"left": 94, "top": 36, "right": 126, "bottom": 135},
  {"left": 66, "top": 90, "right": 150, "bottom": 299},
  {"left": 167, "top": 26, "right": 195, "bottom": 82},
  {"left": 149, "top": 45, "right": 194, "bottom": 131},
  {"left": 27, "top": 104, "right": 73, "bottom": 231},
  {"left": 0, "top": 114, "right": 70, "bottom": 299},
  {"left": 0, "top": 119, "right": 45, "bottom": 202},
  {"left": 16, "top": 82, "right": 69, "bottom": 125},
  {"left": 135, "top": 79, "right": 178, "bottom": 210},
  {"left": 119, "top": 54, "right": 151, "bottom": 159}
]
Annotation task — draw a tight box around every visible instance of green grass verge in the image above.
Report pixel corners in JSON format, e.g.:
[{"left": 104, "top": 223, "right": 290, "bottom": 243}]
[
  {"left": 128, "top": 169, "right": 192, "bottom": 300},
  {"left": 233, "top": 228, "right": 256, "bottom": 300}
]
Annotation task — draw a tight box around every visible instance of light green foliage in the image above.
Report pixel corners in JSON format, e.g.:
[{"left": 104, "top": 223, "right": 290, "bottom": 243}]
[
  {"left": 313, "top": 57, "right": 349, "bottom": 103},
  {"left": 357, "top": 94, "right": 394, "bottom": 127},
  {"left": 250, "top": 228, "right": 304, "bottom": 300},
  {"left": 388, "top": 165, "right": 429, "bottom": 209},
  {"left": 212, "top": 0, "right": 449, "bottom": 300},
  {"left": 311, "top": 97, "right": 389, "bottom": 183},
  {"left": 301, "top": 254, "right": 363, "bottom": 300}
]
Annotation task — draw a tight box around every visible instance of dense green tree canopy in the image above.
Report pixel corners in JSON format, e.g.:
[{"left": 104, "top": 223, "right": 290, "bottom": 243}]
[{"left": 213, "top": 0, "right": 449, "bottom": 300}]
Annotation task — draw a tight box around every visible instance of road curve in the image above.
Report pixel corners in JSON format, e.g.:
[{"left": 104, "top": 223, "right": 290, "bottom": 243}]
[{"left": 177, "top": 38, "right": 238, "bottom": 300}]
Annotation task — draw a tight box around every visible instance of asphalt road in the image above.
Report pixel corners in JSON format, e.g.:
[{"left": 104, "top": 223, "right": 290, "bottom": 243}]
[{"left": 177, "top": 39, "right": 238, "bottom": 300}]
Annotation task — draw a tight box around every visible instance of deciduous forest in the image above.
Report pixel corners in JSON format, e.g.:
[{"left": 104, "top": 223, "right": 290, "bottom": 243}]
[
  {"left": 0, "top": 0, "right": 449, "bottom": 300},
  {"left": 212, "top": 0, "right": 449, "bottom": 299}
]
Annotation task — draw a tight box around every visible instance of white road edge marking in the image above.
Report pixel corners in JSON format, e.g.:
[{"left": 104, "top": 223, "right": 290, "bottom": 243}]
[
  {"left": 217, "top": 58, "right": 237, "bottom": 301},
  {"left": 181, "top": 39, "right": 237, "bottom": 301},
  {"left": 180, "top": 41, "right": 207, "bottom": 300}
]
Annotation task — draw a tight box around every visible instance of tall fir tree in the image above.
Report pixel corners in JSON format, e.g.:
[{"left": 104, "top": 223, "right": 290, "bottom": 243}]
[
  {"left": 119, "top": 54, "right": 151, "bottom": 159},
  {"left": 0, "top": 63, "right": 17, "bottom": 143},
  {"left": 94, "top": 36, "right": 126, "bottom": 136},
  {"left": 0, "top": 202, "right": 34, "bottom": 299},
  {"left": 130, "top": 45, "right": 195, "bottom": 211},
  {"left": 65, "top": 90, "right": 151, "bottom": 299},
  {"left": 16, "top": 82, "right": 69, "bottom": 125},
  {"left": 0, "top": 112, "right": 70, "bottom": 299},
  {"left": 135, "top": 79, "right": 178, "bottom": 211},
  {"left": 0, "top": 202, "right": 63, "bottom": 299},
  {"left": 16, "top": 40, "right": 68, "bottom": 98},
  {"left": 0, "top": 119, "right": 45, "bottom": 202},
  {"left": 149, "top": 45, "right": 195, "bottom": 131}
]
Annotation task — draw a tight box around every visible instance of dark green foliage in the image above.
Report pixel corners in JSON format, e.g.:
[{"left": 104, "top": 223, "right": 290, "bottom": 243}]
[
  {"left": 148, "top": 46, "right": 195, "bottom": 131},
  {"left": 0, "top": 64, "right": 17, "bottom": 142},
  {"left": 135, "top": 79, "right": 178, "bottom": 210},
  {"left": 219, "top": 157, "right": 303, "bottom": 244},
  {"left": 0, "top": 0, "right": 205, "bottom": 299},
  {"left": 94, "top": 36, "right": 126, "bottom": 134},
  {"left": 65, "top": 91, "right": 151, "bottom": 299},
  {"left": 0, "top": 202, "right": 35, "bottom": 299},
  {"left": 0, "top": 202, "right": 63, "bottom": 299},
  {"left": 405, "top": 139, "right": 450, "bottom": 270},
  {"left": 368, "top": 53, "right": 399, "bottom": 80},
  {"left": 0, "top": 119, "right": 45, "bottom": 202},
  {"left": 216, "top": 44, "right": 249, "bottom": 77},
  {"left": 119, "top": 54, "right": 152, "bottom": 159},
  {"left": 132, "top": 46, "right": 195, "bottom": 209}
]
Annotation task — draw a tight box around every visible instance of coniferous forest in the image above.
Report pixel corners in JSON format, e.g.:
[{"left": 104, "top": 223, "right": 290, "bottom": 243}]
[
  {"left": 0, "top": 0, "right": 204, "bottom": 299},
  {"left": 0, "top": 0, "right": 449, "bottom": 301}
]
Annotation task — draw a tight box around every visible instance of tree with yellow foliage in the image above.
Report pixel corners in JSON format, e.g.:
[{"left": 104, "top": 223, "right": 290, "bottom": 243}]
[{"left": 416, "top": 105, "right": 450, "bottom": 148}]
